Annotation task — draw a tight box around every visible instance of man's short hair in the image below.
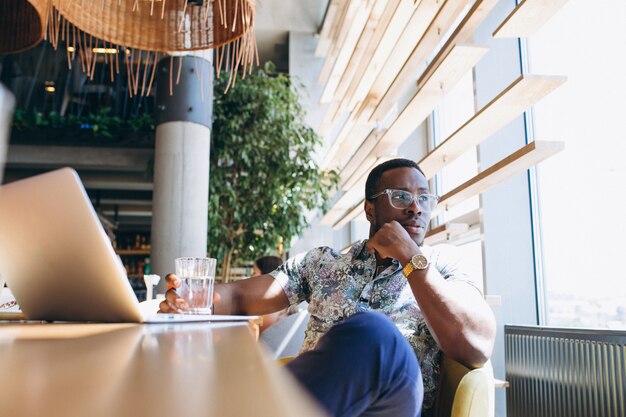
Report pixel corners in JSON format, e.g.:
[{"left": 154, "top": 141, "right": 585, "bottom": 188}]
[{"left": 365, "top": 158, "right": 425, "bottom": 201}]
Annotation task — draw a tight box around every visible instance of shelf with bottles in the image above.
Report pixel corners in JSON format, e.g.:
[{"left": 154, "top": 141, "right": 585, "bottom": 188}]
[
  {"left": 114, "top": 232, "right": 152, "bottom": 253},
  {"left": 120, "top": 255, "right": 151, "bottom": 302},
  {"left": 120, "top": 254, "right": 151, "bottom": 277},
  {"left": 114, "top": 232, "right": 152, "bottom": 301}
]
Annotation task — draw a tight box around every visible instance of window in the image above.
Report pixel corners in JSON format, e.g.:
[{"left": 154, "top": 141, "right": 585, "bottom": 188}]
[
  {"left": 456, "top": 239, "right": 484, "bottom": 293},
  {"left": 527, "top": 0, "right": 626, "bottom": 329},
  {"left": 430, "top": 71, "right": 484, "bottom": 291},
  {"left": 433, "top": 71, "right": 479, "bottom": 223}
]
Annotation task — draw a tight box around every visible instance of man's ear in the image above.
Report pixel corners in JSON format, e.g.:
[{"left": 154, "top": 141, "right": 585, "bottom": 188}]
[{"left": 364, "top": 200, "right": 375, "bottom": 222}]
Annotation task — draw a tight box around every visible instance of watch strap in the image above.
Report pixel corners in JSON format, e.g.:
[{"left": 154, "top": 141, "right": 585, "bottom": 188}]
[{"left": 402, "top": 262, "right": 416, "bottom": 278}]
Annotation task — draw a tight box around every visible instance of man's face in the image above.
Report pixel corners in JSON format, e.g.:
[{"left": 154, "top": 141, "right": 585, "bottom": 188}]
[{"left": 365, "top": 167, "right": 432, "bottom": 246}]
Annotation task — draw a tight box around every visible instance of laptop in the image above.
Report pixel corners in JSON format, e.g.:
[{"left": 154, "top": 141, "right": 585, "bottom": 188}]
[{"left": 0, "top": 167, "right": 257, "bottom": 324}]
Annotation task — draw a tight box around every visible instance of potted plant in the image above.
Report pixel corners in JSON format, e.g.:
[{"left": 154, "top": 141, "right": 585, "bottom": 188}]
[{"left": 209, "top": 63, "right": 338, "bottom": 281}]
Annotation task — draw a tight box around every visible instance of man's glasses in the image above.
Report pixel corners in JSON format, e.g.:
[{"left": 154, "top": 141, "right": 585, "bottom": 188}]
[{"left": 370, "top": 189, "right": 439, "bottom": 211}]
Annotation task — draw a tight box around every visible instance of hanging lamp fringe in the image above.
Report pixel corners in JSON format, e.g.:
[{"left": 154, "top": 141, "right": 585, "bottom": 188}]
[{"left": 39, "top": 0, "right": 256, "bottom": 96}]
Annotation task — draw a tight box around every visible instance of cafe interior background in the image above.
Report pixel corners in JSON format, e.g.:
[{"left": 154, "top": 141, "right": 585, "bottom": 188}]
[{"left": 0, "top": 1, "right": 624, "bottom": 416}]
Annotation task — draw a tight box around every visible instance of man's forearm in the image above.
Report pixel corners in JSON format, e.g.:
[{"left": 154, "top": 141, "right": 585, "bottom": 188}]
[
  {"left": 406, "top": 268, "right": 496, "bottom": 368},
  {"left": 213, "top": 275, "right": 291, "bottom": 316},
  {"left": 213, "top": 283, "right": 237, "bottom": 315}
]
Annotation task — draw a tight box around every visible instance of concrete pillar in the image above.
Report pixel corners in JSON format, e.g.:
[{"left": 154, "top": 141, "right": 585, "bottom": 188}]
[{"left": 152, "top": 53, "right": 213, "bottom": 294}]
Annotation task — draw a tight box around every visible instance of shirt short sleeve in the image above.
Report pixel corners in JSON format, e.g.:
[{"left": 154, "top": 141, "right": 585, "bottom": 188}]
[{"left": 269, "top": 248, "right": 327, "bottom": 306}]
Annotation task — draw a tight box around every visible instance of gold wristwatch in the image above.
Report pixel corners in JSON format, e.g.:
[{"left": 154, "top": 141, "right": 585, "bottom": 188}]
[{"left": 402, "top": 253, "right": 429, "bottom": 278}]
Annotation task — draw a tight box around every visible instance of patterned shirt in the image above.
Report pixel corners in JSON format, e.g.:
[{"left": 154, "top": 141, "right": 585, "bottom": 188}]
[{"left": 270, "top": 239, "right": 480, "bottom": 412}]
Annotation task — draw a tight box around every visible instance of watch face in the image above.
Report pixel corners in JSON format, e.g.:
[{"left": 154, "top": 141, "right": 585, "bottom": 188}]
[{"left": 412, "top": 254, "right": 429, "bottom": 269}]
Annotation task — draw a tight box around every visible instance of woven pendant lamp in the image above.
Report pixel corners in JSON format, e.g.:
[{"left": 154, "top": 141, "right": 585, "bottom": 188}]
[
  {"left": 0, "top": 0, "right": 51, "bottom": 55},
  {"left": 48, "top": 0, "right": 257, "bottom": 95}
]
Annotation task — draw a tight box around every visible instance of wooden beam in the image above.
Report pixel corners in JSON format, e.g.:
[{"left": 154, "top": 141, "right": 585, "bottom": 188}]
[
  {"left": 419, "top": 74, "right": 566, "bottom": 179},
  {"left": 338, "top": 43, "right": 487, "bottom": 182},
  {"left": 368, "top": 0, "right": 474, "bottom": 123},
  {"left": 423, "top": 222, "right": 470, "bottom": 245},
  {"left": 417, "top": 44, "right": 489, "bottom": 92},
  {"left": 319, "top": 0, "right": 416, "bottom": 167},
  {"left": 317, "top": 0, "right": 363, "bottom": 88},
  {"left": 493, "top": 0, "right": 570, "bottom": 39},
  {"left": 318, "top": 99, "right": 342, "bottom": 139},
  {"left": 332, "top": 202, "right": 366, "bottom": 230},
  {"left": 416, "top": 0, "right": 500, "bottom": 91},
  {"left": 342, "top": 0, "right": 423, "bottom": 113},
  {"left": 425, "top": 223, "right": 447, "bottom": 241},
  {"left": 320, "top": 207, "right": 344, "bottom": 226},
  {"left": 338, "top": 0, "right": 497, "bottom": 184},
  {"left": 335, "top": 0, "right": 403, "bottom": 112},
  {"left": 342, "top": 151, "right": 399, "bottom": 192},
  {"left": 321, "top": 155, "right": 393, "bottom": 226},
  {"left": 337, "top": 123, "right": 383, "bottom": 182},
  {"left": 320, "top": 185, "right": 364, "bottom": 226},
  {"left": 320, "top": 0, "right": 375, "bottom": 103},
  {"left": 432, "top": 141, "right": 564, "bottom": 217},
  {"left": 424, "top": 209, "right": 479, "bottom": 245},
  {"left": 331, "top": 0, "right": 391, "bottom": 102},
  {"left": 315, "top": 0, "right": 341, "bottom": 57},
  {"left": 321, "top": 96, "right": 381, "bottom": 170},
  {"left": 321, "top": 0, "right": 461, "bottom": 173},
  {"left": 375, "top": 44, "right": 488, "bottom": 154}
]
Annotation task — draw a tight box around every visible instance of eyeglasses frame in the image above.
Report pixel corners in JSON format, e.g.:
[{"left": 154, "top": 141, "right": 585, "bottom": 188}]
[{"left": 369, "top": 189, "right": 440, "bottom": 211}]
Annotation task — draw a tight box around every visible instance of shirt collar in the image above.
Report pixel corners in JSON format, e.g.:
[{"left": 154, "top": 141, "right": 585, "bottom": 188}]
[
  {"left": 353, "top": 239, "right": 400, "bottom": 266},
  {"left": 352, "top": 240, "right": 370, "bottom": 260}
]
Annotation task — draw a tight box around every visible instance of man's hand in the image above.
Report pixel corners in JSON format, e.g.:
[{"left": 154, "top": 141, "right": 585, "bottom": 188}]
[
  {"left": 365, "top": 220, "right": 420, "bottom": 264},
  {"left": 158, "top": 273, "right": 221, "bottom": 313}
]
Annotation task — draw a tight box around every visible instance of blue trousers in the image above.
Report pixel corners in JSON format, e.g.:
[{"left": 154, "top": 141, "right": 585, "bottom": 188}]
[{"left": 286, "top": 311, "right": 423, "bottom": 417}]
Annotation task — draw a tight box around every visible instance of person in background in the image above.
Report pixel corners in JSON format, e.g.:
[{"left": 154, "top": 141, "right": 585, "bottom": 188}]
[
  {"left": 161, "top": 158, "right": 496, "bottom": 417},
  {"left": 252, "top": 256, "right": 283, "bottom": 277},
  {"left": 252, "top": 255, "right": 298, "bottom": 334}
]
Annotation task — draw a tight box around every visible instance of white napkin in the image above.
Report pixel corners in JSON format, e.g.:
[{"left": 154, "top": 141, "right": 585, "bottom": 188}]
[{"left": 143, "top": 274, "right": 161, "bottom": 301}]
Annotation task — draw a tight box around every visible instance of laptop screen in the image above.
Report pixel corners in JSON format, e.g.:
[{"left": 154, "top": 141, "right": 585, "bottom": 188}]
[{"left": 0, "top": 168, "right": 144, "bottom": 322}]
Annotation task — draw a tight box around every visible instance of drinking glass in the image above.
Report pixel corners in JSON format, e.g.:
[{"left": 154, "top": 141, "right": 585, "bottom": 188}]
[{"left": 175, "top": 257, "right": 217, "bottom": 314}]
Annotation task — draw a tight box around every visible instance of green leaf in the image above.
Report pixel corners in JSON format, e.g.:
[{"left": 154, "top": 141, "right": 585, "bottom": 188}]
[{"left": 209, "top": 63, "right": 339, "bottom": 273}]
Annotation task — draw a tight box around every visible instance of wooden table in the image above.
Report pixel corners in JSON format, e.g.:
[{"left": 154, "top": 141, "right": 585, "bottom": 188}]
[{"left": 0, "top": 321, "right": 327, "bottom": 417}]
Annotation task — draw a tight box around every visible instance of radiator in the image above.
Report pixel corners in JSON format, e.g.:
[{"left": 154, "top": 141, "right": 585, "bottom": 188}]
[{"left": 505, "top": 325, "right": 626, "bottom": 417}]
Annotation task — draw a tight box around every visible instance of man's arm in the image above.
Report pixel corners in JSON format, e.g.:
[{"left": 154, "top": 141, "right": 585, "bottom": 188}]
[
  {"left": 367, "top": 221, "right": 496, "bottom": 369},
  {"left": 160, "top": 273, "right": 290, "bottom": 316},
  {"left": 404, "top": 267, "right": 495, "bottom": 369}
]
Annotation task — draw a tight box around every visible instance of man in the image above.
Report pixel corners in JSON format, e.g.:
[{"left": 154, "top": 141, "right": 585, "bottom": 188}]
[{"left": 161, "top": 158, "right": 496, "bottom": 417}]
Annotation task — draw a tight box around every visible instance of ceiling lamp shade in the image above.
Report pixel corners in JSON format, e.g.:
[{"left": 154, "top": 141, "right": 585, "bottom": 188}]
[
  {"left": 51, "top": 0, "right": 256, "bottom": 94},
  {"left": 52, "top": 0, "right": 255, "bottom": 53},
  {"left": 0, "top": 0, "right": 50, "bottom": 55},
  {"left": 3, "top": 0, "right": 256, "bottom": 95}
]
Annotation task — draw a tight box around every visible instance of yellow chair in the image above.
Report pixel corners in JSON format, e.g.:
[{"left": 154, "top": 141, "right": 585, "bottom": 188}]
[
  {"left": 276, "top": 356, "right": 296, "bottom": 366},
  {"left": 431, "top": 356, "right": 495, "bottom": 417}
]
